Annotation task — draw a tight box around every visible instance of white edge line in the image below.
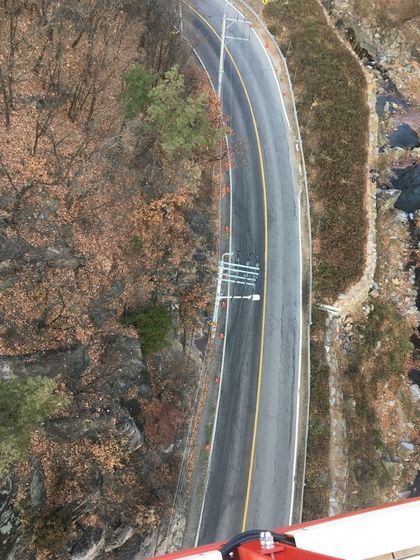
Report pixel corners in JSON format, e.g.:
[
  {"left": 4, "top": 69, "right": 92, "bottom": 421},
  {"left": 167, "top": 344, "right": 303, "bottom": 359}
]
[
  {"left": 223, "top": 0, "right": 291, "bottom": 130},
  {"left": 193, "top": 49, "right": 216, "bottom": 91},
  {"left": 289, "top": 155, "right": 303, "bottom": 524},
  {"left": 224, "top": 0, "right": 303, "bottom": 525},
  {"left": 192, "top": 45, "right": 234, "bottom": 547},
  {"left": 250, "top": 31, "right": 291, "bottom": 130},
  {"left": 195, "top": 149, "right": 233, "bottom": 545}
]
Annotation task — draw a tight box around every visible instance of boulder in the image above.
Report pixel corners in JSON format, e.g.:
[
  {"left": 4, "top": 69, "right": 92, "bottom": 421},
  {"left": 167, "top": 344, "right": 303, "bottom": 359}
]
[
  {"left": 399, "top": 441, "right": 416, "bottom": 458},
  {"left": 409, "top": 383, "right": 420, "bottom": 402},
  {"left": 396, "top": 210, "right": 409, "bottom": 223},
  {"left": 393, "top": 164, "right": 420, "bottom": 213},
  {"left": 105, "top": 524, "right": 134, "bottom": 552},
  {"left": 71, "top": 526, "right": 105, "bottom": 560},
  {"left": 376, "top": 189, "right": 400, "bottom": 213},
  {"left": 30, "top": 463, "right": 46, "bottom": 510},
  {"left": 388, "top": 125, "right": 419, "bottom": 150},
  {"left": 408, "top": 369, "right": 420, "bottom": 386},
  {"left": 410, "top": 472, "right": 420, "bottom": 497},
  {"left": 101, "top": 335, "right": 151, "bottom": 400},
  {"left": 382, "top": 459, "right": 404, "bottom": 481}
]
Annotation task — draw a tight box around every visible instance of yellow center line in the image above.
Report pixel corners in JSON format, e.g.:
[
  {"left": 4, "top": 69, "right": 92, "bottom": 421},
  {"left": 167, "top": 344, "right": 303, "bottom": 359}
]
[{"left": 186, "top": 4, "right": 269, "bottom": 531}]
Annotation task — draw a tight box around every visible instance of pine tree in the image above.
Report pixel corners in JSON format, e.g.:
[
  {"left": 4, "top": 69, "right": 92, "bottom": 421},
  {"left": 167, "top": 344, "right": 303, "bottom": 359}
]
[
  {"left": 145, "top": 65, "right": 217, "bottom": 153},
  {"left": 121, "top": 304, "right": 172, "bottom": 355},
  {"left": 121, "top": 64, "right": 222, "bottom": 154},
  {"left": 120, "top": 63, "right": 156, "bottom": 120}
]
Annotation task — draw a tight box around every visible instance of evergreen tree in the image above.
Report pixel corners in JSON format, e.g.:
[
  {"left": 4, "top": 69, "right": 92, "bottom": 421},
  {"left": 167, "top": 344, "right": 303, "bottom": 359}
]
[
  {"left": 121, "top": 64, "right": 222, "bottom": 154},
  {"left": 122, "top": 304, "right": 172, "bottom": 355},
  {"left": 120, "top": 63, "right": 156, "bottom": 120},
  {"left": 145, "top": 65, "right": 217, "bottom": 153}
]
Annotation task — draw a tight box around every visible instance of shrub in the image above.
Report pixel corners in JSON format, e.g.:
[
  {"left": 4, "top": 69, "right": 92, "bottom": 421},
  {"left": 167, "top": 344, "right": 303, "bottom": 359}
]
[
  {"left": 122, "top": 304, "right": 172, "bottom": 355},
  {"left": 34, "top": 507, "right": 74, "bottom": 551},
  {"left": 0, "top": 376, "right": 63, "bottom": 475},
  {"left": 130, "top": 234, "right": 143, "bottom": 253},
  {"left": 303, "top": 312, "right": 330, "bottom": 520},
  {"left": 359, "top": 302, "right": 412, "bottom": 381},
  {"left": 4, "top": 326, "right": 18, "bottom": 341},
  {"left": 146, "top": 65, "right": 220, "bottom": 154}
]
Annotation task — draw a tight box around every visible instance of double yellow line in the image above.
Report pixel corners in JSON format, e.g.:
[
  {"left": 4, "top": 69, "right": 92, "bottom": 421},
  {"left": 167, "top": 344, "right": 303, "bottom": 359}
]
[{"left": 187, "top": 5, "right": 269, "bottom": 530}]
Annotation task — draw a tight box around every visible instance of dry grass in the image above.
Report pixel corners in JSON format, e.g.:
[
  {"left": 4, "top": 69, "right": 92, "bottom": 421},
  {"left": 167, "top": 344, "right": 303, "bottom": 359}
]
[
  {"left": 265, "top": 0, "right": 369, "bottom": 301},
  {"left": 342, "top": 301, "right": 414, "bottom": 507},
  {"left": 302, "top": 312, "right": 330, "bottom": 521}
]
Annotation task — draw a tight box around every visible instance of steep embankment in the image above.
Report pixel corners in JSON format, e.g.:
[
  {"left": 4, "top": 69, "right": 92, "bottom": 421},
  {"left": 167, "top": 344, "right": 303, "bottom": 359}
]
[
  {"left": 319, "top": 0, "right": 420, "bottom": 514},
  {"left": 264, "top": 0, "right": 419, "bottom": 520},
  {"left": 0, "top": 1, "right": 222, "bottom": 558}
]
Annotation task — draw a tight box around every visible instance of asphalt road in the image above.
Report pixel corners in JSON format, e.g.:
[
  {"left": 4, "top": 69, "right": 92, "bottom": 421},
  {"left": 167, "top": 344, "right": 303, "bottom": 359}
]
[{"left": 184, "top": 0, "right": 301, "bottom": 545}]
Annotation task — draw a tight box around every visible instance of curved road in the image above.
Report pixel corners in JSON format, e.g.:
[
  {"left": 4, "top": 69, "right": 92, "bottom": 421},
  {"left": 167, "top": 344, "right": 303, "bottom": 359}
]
[{"left": 184, "top": 0, "right": 302, "bottom": 545}]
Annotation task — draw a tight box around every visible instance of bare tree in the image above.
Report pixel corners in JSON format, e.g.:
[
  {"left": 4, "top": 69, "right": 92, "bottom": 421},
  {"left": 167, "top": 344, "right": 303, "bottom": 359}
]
[
  {"left": 138, "top": 0, "right": 189, "bottom": 76},
  {"left": 33, "top": 99, "right": 59, "bottom": 155},
  {"left": 0, "top": 67, "right": 11, "bottom": 127},
  {"left": 6, "top": 0, "right": 19, "bottom": 110},
  {"left": 0, "top": 0, "right": 20, "bottom": 126}
]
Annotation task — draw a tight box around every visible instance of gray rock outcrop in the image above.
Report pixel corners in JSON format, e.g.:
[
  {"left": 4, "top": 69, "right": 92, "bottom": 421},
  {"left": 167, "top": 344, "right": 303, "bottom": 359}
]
[
  {"left": 105, "top": 524, "right": 134, "bottom": 552},
  {"left": 0, "top": 475, "right": 29, "bottom": 559},
  {"left": 46, "top": 407, "right": 144, "bottom": 451},
  {"left": 45, "top": 412, "right": 115, "bottom": 443},
  {"left": 101, "top": 335, "right": 151, "bottom": 400},
  {"left": 0, "top": 234, "right": 85, "bottom": 270},
  {"left": 0, "top": 344, "right": 89, "bottom": 382},
  {"left": 88, "top": 282, "right": 125, "bottom": 328},
  {"left": 30, "top": 462, "right": 46, "bottom": 510},
  {"left": 117, "top": 414, "right": 144, "bottom": 451},
  {"left": 71, "top": 526, "right": 105, "bottom": 560}
]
